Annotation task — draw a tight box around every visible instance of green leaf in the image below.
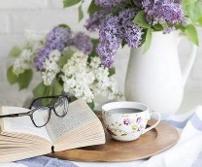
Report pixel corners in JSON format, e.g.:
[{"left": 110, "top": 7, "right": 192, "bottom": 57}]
[
  {"left": 198, "top": 17, "right": 202, "bottom": 25},
  {"left": 63, "top": 0, "right": 81, "bottom": 8},
  {"left": 53, "top": 80, "right": 63, "bottom": 95},
  {"left": 45, "top": 85, "right": 53, "bottom": 96},
  {"left": 33, "top": 82, "right": 47, "bottom": 97},
  {"left": 109, "top": 67, "right": 115, "bottom": 76},
  {"left": 59, "top": 49, "right": 74, "bottom": 67},
  {"left": 78, "top": 5, "right": 84, "bottom": 22},
  {"left": 91, "top": 38, "right": 99, "bottom": 45},
  {"left": 33, "top": 82, "right": 53, "bottom": 96},
  {"left": 143, "top": 29, "right": 152, "bottom": 53},
  {"left": 152, "top": 24, "right": 163, "bottom": 31},
  {"left": 88, "top": 38, "right": 99, "bottom": 63},
  {"left": 184, "top": 24, "right": 199, "bottom": 45},
  {"left": 133, "top": 11, "right": 150, "bottom": 29},
  {"left": 183, "top": 0, "right": 197, "bottom": 5},
  {"left": 9, "top": 46, "right": 21, "bottom": 58},
  {"left": 58, "top": 24, "right": 71, "bottom": 30},
  {"left": 7, "top": 66, "right": 18, "bottom": 84},
  {"left": 88, "top": 101, "right": 95, "bottom": 110},
  {"left": 88, "top": 0, "right": 101, "bottom": 15},
  {"left": 90, "top": 38, "right": 99, "bottom": 56},
  {"left": 33, "top": 82, "right": 54, "bottom": 105},
  {"left": 182, "top": 0, "right": 202, "bottom": 24},
  {"left": 17, "top": 69, "right": 33, "bottom": 90}
]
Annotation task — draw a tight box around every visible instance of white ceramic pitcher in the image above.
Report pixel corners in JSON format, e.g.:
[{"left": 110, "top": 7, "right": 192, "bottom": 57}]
[{"left": 125, "top": 31, "right": 197, "bottom": 114}]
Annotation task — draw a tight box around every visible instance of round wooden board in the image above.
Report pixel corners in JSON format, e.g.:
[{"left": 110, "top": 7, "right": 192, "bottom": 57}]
[{"left": 51, "top": 120, "right": 179, "bottom": 162}]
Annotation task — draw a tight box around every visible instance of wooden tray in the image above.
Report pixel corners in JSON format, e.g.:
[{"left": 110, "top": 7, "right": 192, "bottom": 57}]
[{"left": 51, "top": 120, "right": 179, "bottom": 162}]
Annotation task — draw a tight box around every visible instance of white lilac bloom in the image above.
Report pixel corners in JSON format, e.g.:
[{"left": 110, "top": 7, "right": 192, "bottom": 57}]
[
  {"left": 62, "top": 52, "right": 95, "bottom": 103},
  {"left": 41, "top": 50, "right": 60, "bottom": 86},
  {"left": 61, "top": 52, "right": 119, "bottom": 103},
  {"left": 90, "top": 57, "right": 119, "bottom": 100},
  {"left": 89, "top": 56, "right": 101, "bottom": 69},
  {"left": 24, "top": 30, "right": 45, "bottom": 51},
  {"left": 35, "top": 27, "right": 72, "bottom": 71},
  {"left": 93, "top": 66, "right": 119, "bottom": 99},
  {"left": 13, "top": 49, "right": 33, "bottom": 75}
]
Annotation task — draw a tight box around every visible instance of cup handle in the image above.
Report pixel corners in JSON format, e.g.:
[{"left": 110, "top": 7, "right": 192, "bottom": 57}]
[{"left": 142, "top": 112, "right": 161, "bottom": 134}]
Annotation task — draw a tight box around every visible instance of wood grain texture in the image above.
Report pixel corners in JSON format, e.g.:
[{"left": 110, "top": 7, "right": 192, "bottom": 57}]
[{"left": 51, "top": 120, "right": 179, "bottom": 162}]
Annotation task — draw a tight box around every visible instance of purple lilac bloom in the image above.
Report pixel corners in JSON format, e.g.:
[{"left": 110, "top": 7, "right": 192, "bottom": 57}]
[
  {"left": 163, "top": 26, "right": 176, "bottom": 34},
  {"left": 34, "top": 47, "right": 51, "bottom": 71},
  {"left": 118, "top": 9, "right": 142, "bottom": 48},
  {"left": 122, "top": 22, "right": 143, "bottom": 48},
  {"left": 118, "top": 9, "right": 136, "bottom": 25},
  {"left": 96, "top": 9, "right": 143, "bottom": 67},
  {"left": 95, "top": 0, "right": 123, "bottom": 8},
  {"left": 142, "top": 0, "right": 184, "bottom": 25},
  {"left": 96, "top": 42, "right": 116, "bottom": 68},
  {"left": 35, "top": 27, "right": 72, "bottom": 70},
  {"left": 72, "top": 32, "right": 93, "bottom": 55},
  {"left": 97, "top": 16, "right": 121, "bottom": 67},
  {"left": 133, "top": 0, "right": 143, "bottom": 8},
  {"left": 46, "top": 27, "right": 72, "bottom": 51},
  {"left": 142, "top": 0, "right": 154, "bottom": 11},
  {"left": 85, "top": 11, "right": 107, "bottom": 32}
]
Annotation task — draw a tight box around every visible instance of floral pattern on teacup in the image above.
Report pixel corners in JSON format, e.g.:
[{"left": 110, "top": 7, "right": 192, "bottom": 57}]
[
  {"left": 136, "top": 116, "right": 142, "bottom": 124},
  {"left": 102, "top": 110, "right": 149, "bottom": 138},
  {"left": 104, "top": 115, "right": 147, "bottom": 137},
  {"left": 123, "top": 118, "right": 131, "bottom": 125}
]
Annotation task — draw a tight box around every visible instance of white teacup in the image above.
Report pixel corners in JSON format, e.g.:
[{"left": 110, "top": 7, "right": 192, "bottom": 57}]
[{"left": 102, "top": 101, "right": 161, "bottom": 142}]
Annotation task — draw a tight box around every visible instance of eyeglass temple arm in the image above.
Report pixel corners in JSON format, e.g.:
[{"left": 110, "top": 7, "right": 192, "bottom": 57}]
[{"left": 0, "top": 112, "right": 30, "bottom": 118}]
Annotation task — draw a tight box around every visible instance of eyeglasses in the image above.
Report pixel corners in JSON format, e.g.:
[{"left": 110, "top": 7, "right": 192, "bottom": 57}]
[{"left": 0, "top": 95, "right": 69, "bottom": 128}]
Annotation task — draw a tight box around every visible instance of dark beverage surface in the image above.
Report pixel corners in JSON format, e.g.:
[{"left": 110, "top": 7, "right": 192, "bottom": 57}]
[{"left": 108, "top": 108, "right": 143, "bottom": 114}]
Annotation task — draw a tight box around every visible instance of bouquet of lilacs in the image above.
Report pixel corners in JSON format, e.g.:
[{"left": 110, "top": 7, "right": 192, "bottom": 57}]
[
  {"left": 7, "top": 26, "right": 120, "bottom": 108},
  {"left": 65, "top": 0, "right": 202, "bottom": 67}
]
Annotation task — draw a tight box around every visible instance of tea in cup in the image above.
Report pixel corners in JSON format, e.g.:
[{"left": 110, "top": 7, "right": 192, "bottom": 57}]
[{"left": 102, "top": 101, "right": 160, "bottom": 142}]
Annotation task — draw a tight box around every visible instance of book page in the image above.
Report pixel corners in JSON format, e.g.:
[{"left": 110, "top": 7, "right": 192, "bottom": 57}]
[
  {"left": 0, "top": 106, "right": 51, "bottom": 142},
  {"left": 0, "top": 109, "right": 3, "bottom": 132},
  {"left": 46, "top": 99, "right": 98, "bottom": 143}
]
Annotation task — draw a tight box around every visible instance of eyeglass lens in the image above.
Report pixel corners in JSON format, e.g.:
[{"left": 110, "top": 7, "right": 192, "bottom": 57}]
[
  {"left": 32, "top": 107, "right": 50, "bottom": 127},
  {"left": 30, "top": 96, "right": 68, "bottom": 127},
  {"left": 54, "top": 96, "right": 68, "bottom": 117}
]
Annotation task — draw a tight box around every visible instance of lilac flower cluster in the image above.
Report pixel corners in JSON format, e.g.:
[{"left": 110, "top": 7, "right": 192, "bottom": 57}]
[
  {"left": 97, "top": 9, "right": 142, "bottom": 67},
  {"left": 35, "top": 47, "right": 51, "bottom": 71},
  {"left": 97, "top": 16, "right": 121, "bottom": 68},
  {"left": 118, "top": 9, "right": 142, "bottom": 48},
  {"left": 95, "top": 0, "right": 123, "bottom": 8},
  {"left": 35, "top": 27, "right": 93, "bottom": 71},
  {"left": 142, "top": 0, "right": 184, "bottom": 25},
  {"left": 46, "top": 27, "right": 72, "bottom": 51},
  {"left": 35, "top": 27, "right": 72, "bottom": 70},
  {"left": 73, "top": 32, "right": 93, "bottom": 55},
  {"left": 85, "top": 0, "right": 184, "bottom": 67},
  {"left": 85, "top": 11, "right": 107, "bottom": 32},
  {"left": 123, "top": 22, "right": 143, "bottom": 48}
]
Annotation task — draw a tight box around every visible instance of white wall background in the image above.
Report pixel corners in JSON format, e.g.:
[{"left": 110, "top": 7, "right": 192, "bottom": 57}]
[{"left": 0, "top": 0, "right": 201, "bottom": 106}]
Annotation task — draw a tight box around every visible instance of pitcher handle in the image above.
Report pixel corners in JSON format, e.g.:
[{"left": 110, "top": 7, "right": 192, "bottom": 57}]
[
  {"left": 178, "top": 34, "right": 198, "bottom": 87},
  {"left": 142, "top": 112, "right": 161, "bottom": 135}
]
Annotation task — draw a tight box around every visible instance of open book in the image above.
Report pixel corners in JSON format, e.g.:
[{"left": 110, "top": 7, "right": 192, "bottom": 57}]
[{"left": 0, "top": 99, "right": 105, "bottom": 162}]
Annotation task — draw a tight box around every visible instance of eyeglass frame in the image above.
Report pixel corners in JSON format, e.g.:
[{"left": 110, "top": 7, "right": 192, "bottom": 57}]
[{"left": 0, "top": 95, "right": 70, "bottom": 128}]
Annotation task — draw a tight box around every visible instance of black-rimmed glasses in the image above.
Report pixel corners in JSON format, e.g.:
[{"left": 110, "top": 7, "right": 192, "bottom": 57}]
[{"left": 0, "top": 95, "right": 69, "bottom": 128}]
